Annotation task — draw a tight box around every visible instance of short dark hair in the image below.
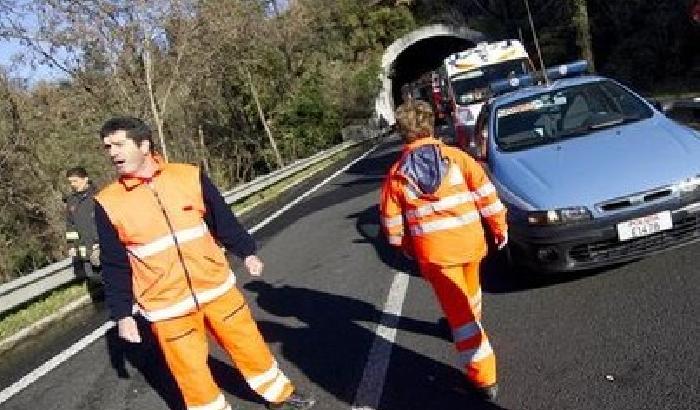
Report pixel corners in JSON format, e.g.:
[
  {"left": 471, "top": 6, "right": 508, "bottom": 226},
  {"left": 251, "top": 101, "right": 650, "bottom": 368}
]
[
  {"left": 99, "top": 116, "right": 154, "bottom": 151},
  {"left": 66, "top": 166, "right": 88, "bottom": 178}
]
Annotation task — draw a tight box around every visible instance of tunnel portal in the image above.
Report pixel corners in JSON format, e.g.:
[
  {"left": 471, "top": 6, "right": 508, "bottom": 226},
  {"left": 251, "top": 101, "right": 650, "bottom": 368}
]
[
  {"left": 376, "top": 24, "right": 486, "bottom": 125},
  {"left": 390, "top": 35, "right": 477, "bottom": 107}
]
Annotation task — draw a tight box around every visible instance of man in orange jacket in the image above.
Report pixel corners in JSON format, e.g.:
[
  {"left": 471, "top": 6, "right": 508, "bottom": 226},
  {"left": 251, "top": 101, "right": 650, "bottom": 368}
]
[
  {"left": 380, "top": 100, "right": 508, "bottom": 400},
  {"left": 94, "top": 117, "right": 315, "bottom": 410}
]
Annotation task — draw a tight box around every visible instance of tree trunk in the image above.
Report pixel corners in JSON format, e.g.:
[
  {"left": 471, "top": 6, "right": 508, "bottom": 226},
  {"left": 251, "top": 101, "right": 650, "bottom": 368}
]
[
  {"left": 198, "top": 124, "right": 210, "bottom": 174},
  {"left": 143, "top": 41, "right": 169, "bottom": 161},
  {"left": 572, "top": 0, "right": 595, "bottom": 72},
  {"left": 245, "top": 68, "right": 284, "bottom": 169}
]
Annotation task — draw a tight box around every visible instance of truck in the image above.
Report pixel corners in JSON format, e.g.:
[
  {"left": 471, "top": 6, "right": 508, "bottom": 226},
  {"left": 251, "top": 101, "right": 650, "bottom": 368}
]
[{"left": 438, "top": 39, "right": 533, "bottom": 150}]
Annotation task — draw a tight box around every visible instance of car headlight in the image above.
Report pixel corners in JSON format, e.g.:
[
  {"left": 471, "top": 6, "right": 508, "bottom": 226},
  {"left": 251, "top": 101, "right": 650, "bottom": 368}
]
[
  {"left": 677, "top": 175, "right": 700, "bottom": 196},
  {"left": 527, "top": 207, "right": 592, "bottom": 226}
]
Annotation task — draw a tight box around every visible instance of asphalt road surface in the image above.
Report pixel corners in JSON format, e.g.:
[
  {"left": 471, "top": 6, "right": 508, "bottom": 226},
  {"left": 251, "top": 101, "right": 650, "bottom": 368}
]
[{"left": 0, "top": 137, "right": 698, "bottom": 410}]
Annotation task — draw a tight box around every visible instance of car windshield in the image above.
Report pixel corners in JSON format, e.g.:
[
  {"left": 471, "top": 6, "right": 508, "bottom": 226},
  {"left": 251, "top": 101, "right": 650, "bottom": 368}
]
[
  {"left": 495, "top": 79, "right": 654, "bottom": 151},
  {"left": 451, "top": 59, "right": 528, "bottom": 106}
]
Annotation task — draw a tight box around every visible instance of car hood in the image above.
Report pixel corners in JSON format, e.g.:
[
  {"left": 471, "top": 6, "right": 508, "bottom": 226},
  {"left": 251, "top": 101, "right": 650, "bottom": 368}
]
[{"left": 492, "top": 117, "right": 700, "bottom": 213}]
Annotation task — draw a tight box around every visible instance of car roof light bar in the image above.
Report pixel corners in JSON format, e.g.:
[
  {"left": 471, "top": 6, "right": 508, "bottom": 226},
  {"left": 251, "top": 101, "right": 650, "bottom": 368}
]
[
  {"left": 544, "top": 60, "right": 588, "bottom": 82},
  {"left": 490, "top": 74, "right": 536, "bottom": 95},
  {"left": 489, "top": 60, "right": 590, "bottom": 96}
]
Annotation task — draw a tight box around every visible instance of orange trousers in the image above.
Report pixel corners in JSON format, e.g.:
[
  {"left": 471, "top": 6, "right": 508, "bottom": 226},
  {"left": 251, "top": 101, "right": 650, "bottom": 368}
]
[
  {"left": 150, "top": 287, "right": 294, "bottom": 409},
  {"left": 421, "top": 260, "right": 497, "bottom": 387}
]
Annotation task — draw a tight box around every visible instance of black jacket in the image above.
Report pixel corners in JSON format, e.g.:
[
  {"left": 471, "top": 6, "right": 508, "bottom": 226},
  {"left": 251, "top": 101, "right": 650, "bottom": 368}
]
[{"left": 65, "top": 184, "right": 99, "bottom": 252}]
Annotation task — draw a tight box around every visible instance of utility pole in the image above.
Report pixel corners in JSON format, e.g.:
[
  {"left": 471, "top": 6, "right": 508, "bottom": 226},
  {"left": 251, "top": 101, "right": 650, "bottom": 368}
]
[{"left": 572, "top": 0, "right": 595, "bottom": 71}]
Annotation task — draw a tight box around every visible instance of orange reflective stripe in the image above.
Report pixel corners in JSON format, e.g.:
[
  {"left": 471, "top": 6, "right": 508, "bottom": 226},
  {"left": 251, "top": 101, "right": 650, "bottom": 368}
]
[
  {"left": 479, "top": 201, "right": 505, "bottom": 217},
  {"left": 382, "top": 215, "right": 403, "bottom": 228},
  {"left": 473, "top": 181, "right": 496, "bottom": 198},
  {"left": 405, "top": 192, "right": 474, "bottom": 219},
  {"left": 260, "top": 372, "right": 292, "bottom": 402},
  {"left": 453, "top": 320, "right": 482, "bottom": 343},
  {"left": 246, "top": 359, "right": 292, "bottom": 402},
  {"left": 447, "top": 164, "right": 465, "bottom": 185},
  {"left": 409, "top": 211, "right": 480, "bottom": 235},
  {"left": 141, "top": 273, "right": 236, "bottom": 321},
  {"left": 247, "top": 360, "right": 280, "bottom": 389},
  {"left": 458, "top": 338, "right": 494, "bottom": 366},
  {"left": 388, "top": 234, "right": 403, "bottom": 245},
  {"left": 127, "top": 223, "right": 208, "bottom": 259}
]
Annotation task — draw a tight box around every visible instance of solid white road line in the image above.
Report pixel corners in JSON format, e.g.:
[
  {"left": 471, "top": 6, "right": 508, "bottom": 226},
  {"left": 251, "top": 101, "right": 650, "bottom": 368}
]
[
  {"left": 249, "top": 144, "right": 381, "bottom": 234},
  {"left": 0, "top": 321, "right": 115, "bottom": 405},
  {"left": 351, "top": 271, "right": 411, "bottom": 410},
  {"left": 0, "top": 142, "right": 383, "bottom": 405}
]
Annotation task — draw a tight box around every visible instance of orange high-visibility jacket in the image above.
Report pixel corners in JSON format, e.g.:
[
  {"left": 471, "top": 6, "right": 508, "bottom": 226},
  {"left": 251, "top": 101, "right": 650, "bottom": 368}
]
[
  {"left": 380, "top": 137, "right": 507, "bottom": 265},
  {"left": 95, "top": 163, "right": 234, "bottom": 322}
]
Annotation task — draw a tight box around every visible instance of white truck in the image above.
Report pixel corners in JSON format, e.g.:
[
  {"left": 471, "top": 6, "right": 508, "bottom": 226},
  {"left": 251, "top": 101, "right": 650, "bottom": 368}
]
[{"left": 439, "top": 39, "right": 532, "bottom": 149}]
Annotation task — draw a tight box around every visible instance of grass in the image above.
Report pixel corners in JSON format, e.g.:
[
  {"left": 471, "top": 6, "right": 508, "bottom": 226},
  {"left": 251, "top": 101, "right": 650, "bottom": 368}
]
[
  {"left": 231, "top": 149, "right": 353, "bottom": 215},
  {"left": 0, "top": 282, "right": 89, "bottom": 341},
  {"left": 0, "top": 145, "right": 356, "bottom": 345}
]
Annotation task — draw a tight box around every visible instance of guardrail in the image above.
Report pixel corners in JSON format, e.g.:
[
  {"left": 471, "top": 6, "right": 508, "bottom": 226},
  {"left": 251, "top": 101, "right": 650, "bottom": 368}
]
[{"left": 0, "top": 136, "right": 377, "bottom": 316}]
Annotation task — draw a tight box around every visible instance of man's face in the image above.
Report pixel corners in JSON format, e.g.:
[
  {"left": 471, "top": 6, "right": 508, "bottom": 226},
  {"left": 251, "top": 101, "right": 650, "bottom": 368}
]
[
  {"left": 102, "top": 130, "right": 149, "bottom": 176},
  {"left": 67, "top": 176, "right": 89, "bottom": 193}
]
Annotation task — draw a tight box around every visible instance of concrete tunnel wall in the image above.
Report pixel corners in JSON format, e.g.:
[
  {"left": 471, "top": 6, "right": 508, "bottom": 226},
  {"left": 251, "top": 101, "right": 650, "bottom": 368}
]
[{"left": 375, "top": 24, "right": 486, "bottom": 126}]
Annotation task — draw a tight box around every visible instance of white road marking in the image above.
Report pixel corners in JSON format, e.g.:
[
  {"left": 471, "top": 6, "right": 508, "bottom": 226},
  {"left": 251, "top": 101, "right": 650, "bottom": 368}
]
[
  {"left": 0, "top": 142, "right": 382, "bottom": 404},
  {"left": 351, "top": 271, "right": 411, "bottom": 410},
  {"left": 0, "top": 321, "right": 115, "bottom": 404},
  {"left": 249, "top": 144, "right": 381, "bottom": 233}
]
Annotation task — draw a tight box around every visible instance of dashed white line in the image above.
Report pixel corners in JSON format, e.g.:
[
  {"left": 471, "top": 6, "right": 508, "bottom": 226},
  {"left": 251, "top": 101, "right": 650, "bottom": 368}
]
[
  {"left": 0, "top": 142, "right": 382, "bottom": 405},
  {"left": 351, "top": 271, "right": 411, "bottom": 410}
]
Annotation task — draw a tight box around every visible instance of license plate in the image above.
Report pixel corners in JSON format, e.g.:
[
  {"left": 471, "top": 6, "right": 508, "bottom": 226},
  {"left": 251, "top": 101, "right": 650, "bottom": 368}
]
[{"left": 616, "top": 211, "right": 672, "bottom": 241}]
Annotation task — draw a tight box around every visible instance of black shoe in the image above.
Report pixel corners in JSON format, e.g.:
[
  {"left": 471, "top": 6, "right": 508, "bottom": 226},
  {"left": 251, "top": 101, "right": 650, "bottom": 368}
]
[
  {"left": 267, "top": 391, "right": 316, "bottom": 409},
  {"left": 475, "top": 383, "right": 499, "bottom": 401}
]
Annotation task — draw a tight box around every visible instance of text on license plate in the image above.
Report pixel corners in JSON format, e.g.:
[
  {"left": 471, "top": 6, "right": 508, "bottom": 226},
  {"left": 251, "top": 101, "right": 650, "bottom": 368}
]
[{"left": 616, "top": 211, "right": 673, "bottom": 241}]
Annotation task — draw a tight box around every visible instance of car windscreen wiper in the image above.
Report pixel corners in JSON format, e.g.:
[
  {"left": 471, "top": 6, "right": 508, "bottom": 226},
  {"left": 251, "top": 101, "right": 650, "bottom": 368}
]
[
  {"left": 499, "top": 136, "right": 546, "bottom": 151},
  {"left": 589, "top": 114, "right": 645, "bottom": 130}
]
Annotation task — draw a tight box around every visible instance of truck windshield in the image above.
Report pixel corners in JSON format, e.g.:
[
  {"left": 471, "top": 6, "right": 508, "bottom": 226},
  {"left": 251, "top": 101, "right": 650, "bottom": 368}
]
[
  {"left": 451, "top": 59, "right": 528, "bottom": 106},
  {"left": 495, "top": 79, "right": 654, "bottom": 152}
]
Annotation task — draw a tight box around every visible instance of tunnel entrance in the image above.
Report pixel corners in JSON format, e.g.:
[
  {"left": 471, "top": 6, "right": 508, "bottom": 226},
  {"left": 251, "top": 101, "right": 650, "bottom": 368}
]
[
  {"left": 375, "top": 24, "right": 486, "bottom": 125},
  {"left": 390, "top": 35, "right": 476, "bottom": 107}
]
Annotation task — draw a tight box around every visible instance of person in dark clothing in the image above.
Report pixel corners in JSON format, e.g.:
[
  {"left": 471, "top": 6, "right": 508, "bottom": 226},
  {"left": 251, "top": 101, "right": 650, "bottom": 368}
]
[
  {"left": 94, "top": 116, "right": 315, "bottom": 410},
  {"left": 65, "top": 166, "right": 101, "bottom": 282}
]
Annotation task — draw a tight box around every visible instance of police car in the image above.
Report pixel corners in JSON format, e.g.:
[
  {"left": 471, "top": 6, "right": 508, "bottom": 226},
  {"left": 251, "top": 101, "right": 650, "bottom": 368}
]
[{"left": 470, "top": 61, "right": 700, "bottom": 271}]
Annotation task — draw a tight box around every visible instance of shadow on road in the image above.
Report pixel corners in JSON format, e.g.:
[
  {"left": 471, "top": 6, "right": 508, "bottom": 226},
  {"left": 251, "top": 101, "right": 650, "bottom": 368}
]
[
  {"left": 245, "top": 281, "right": 510, "bottom": 410},
  {"left": 105, "top": 317, "right": 184, "bottom": 409},
  {"left": 105, "top": 316, "right": 268, "bottom": 409},
  {"left": 479, "top": 249, "right": 623, "bottom": 294}
]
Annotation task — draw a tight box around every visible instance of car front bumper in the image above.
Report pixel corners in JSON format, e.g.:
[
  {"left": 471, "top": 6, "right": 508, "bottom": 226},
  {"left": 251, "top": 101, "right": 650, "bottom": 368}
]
[{"left": 509, "top": 199, "right": 700, "bottom": 272}]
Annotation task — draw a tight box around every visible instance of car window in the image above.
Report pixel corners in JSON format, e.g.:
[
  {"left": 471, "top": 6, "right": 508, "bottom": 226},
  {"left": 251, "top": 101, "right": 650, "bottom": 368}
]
[
  {"left": 494, "top": 80, "right": 653, "bottom": 151},
  {"left": 451, "top": 59, "right": 529, "bottom": 106}
]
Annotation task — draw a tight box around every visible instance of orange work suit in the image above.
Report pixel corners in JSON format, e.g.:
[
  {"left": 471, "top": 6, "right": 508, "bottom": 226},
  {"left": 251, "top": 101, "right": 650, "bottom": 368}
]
[
  {"left": 380, "top": 137, "right": 507, "bottom": 388},
  {"left": 96, "top": 162, "right": 293, "bottom": 409}
]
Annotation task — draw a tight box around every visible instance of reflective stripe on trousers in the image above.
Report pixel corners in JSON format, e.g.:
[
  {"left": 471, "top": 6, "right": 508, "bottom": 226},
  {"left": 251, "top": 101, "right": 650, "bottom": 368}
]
[
  {"left": 420, "top": 260, "right": 497, "bottom": 387},
  {"left": 151, "top": 287, "right": 294, "bottom": 408}
]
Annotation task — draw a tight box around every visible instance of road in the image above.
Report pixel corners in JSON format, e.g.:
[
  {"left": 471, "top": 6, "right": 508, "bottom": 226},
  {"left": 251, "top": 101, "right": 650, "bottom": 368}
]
[{"left": 0, "top": 137, "right": 698, "bottom": 410}]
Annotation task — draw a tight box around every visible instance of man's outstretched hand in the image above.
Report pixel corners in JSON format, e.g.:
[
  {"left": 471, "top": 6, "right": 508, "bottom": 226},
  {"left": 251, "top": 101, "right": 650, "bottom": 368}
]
[
  {"left": 245, "top": 255, "right": 264, "bottom": 276},
  {"left": 117, "top": 316, "right": 141, "bottom": 343}
]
